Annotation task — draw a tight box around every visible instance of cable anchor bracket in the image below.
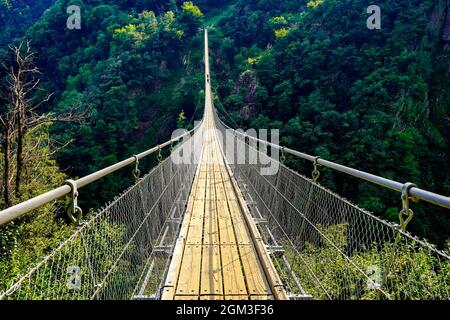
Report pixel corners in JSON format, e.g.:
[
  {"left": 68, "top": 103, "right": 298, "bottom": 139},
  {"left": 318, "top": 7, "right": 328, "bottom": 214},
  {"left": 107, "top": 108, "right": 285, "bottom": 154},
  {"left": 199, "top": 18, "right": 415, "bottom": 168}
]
[
  {"left": 132, "top": 155, "right": 141, "bottom": 182},
  {"left": 65, "top": 179, "right": 82, "bottom": 225},
  {"left": 280, "top": 147, "right": 287, "bottom": 164},
  {"left": 399, "top": 182, "right": 417, "bottom": 231},
  {"left": 157, "top": 145, "right": 163, "bottom": 163},
  {"left": 312, "top": 156, "right": 321, "bottom": 183}
]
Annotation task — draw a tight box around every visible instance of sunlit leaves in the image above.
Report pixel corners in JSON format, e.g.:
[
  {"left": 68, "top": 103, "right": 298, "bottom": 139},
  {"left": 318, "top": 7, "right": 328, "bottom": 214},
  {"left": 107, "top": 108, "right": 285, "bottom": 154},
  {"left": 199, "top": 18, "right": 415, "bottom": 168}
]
[
  {"left": 181, "top": 1, "right": 203, "bottom": 18},
  {"left": 274, "top": 28, "right": 289, "bottom": 38},
  {"left": 307, "top": 0, "right": 324, "bottom": 9}
]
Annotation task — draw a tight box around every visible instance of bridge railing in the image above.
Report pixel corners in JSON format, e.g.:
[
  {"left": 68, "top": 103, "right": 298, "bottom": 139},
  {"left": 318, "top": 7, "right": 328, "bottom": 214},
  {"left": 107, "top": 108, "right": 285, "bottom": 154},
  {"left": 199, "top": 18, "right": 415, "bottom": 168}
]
[
  {"left": 0, "top": 123, "right": 205, "bottom": 300},
  {"left": 0, "top": 122, "right": 202, "bottom": 227},
  {"left": 216, "top": 116, "right": 450, "bottom": 211},
  {"left": 214, "top": 110, "right": 450, "bottom": 300}
]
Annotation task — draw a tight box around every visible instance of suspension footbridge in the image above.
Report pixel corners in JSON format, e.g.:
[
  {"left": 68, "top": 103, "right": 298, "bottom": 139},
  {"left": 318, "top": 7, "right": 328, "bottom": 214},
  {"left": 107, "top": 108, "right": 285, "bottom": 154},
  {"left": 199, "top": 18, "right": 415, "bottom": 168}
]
[
  {"left": 0, "top": 30, "right": 449, "bottom": 301},
  {"left": 161, "top": 32, "right": 285, "bottom": 300}
]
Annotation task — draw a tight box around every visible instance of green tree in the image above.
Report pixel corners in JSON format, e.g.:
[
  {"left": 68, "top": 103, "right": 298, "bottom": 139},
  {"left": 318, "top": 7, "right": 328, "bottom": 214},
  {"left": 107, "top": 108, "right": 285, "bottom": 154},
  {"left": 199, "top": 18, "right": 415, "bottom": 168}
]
[{"left": 178, "top": 1, "right": 203, "bottom": 37}]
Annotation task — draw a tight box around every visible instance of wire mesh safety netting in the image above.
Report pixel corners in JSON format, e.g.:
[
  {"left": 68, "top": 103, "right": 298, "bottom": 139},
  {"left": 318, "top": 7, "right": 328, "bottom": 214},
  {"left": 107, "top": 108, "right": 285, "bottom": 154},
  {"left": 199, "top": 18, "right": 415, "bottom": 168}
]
[
  {"left": 0, "top": 127, "right": 204, "bottom": 300},
  {"left": 215, "top": 115, "right": 450, "bottom": 300}
]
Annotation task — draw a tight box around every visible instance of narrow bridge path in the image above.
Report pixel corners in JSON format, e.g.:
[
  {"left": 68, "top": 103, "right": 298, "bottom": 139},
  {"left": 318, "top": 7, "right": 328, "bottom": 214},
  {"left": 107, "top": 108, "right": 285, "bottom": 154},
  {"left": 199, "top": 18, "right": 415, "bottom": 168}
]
[{"left": 161, "top": 30, "right": 286, "bottom": 300}]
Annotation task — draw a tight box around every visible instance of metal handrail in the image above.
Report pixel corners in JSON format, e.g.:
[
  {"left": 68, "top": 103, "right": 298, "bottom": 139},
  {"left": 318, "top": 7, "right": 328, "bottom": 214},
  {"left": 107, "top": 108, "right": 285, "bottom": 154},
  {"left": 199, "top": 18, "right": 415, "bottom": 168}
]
[
  {"left": 217, "top": 117, "right": 450, "bottom": 210},
  {"left": 0, "top": 122, "right": 202, "bottom": 226}
]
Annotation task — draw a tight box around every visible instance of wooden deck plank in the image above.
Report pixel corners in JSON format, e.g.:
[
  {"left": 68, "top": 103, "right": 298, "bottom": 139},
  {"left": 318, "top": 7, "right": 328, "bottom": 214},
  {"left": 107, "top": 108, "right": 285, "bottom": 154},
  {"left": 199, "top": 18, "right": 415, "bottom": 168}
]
[
  {"left": 174, "top": 296, "right": 199, "bottom": 300},
  {"left": 176, "top": 244, "right": 202, "bottom": 296},
  {"left": 216, "top": 207, "right": 236, "bottom": 245},
  {"left": 227, "top": 200, "right": 252, "bottom": 245},
  {"left": 225, "top": 295, "right": 249, "bottom": 300},
  {"left": 250, "top": 295, "right": 274, "bottom": 300},
  {"left": 220, "top": 244, "right": 248, "bottom": 296},
  {"left": 214, "top": 166, "right": 227, "bottom": 200},
  {"left": 198, "top": 170, "right": 207, "bottom": 180},
  {"left": 194, "top": 179, "right": 207, "bottom": 200},
  {"left": 185, "top": 222, "right": 203, "bottom": 245},
  {"left": 200, "top": 245, "right": 223, "bottom": 296},
  {"left": 204, "top": 165, "right": 219, "bottom": 245},
  {"left": 200, "top": 295, "right": 223, "bottom": 300},
  {"left": 218, "top": 163, "right": 253, "bottom": 246},
  {"left": 214, "top": 164, "right": 238, "bottom": 245},
  {"left": 203, "top": 216, "right": 219, "bottom": 245},
  {"left": 161, "top": 286, "right": 175, "bottom": 300},
  {"left": 238, "top": 245, "right": 272, "bottom": 296},
  {"left": 223, "top": 181, "right": 237, "bottom": 200}
]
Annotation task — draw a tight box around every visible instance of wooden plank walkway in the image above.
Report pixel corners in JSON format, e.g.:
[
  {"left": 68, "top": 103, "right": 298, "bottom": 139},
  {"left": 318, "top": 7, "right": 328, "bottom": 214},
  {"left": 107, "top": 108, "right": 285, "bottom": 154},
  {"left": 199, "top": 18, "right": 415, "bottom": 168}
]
[{"left": 161, "top": 29, "right": 286, "bottom": 301}]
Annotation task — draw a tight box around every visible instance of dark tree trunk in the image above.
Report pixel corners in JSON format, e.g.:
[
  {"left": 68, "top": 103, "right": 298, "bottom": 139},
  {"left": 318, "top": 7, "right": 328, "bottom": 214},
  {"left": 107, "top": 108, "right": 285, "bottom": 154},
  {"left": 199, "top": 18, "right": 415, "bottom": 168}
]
[
  {"left": 3, "top": 127, "right": 12, "bottom": 207},
  {"left": 15, "top": 106, "right": 24, "bottom": 198}
]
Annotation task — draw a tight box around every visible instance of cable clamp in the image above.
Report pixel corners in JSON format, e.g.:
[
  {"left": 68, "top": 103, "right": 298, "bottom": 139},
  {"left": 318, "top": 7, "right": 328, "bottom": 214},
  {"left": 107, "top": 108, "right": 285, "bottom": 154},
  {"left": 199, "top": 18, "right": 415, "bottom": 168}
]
[
  {"left": 399, "top": 182, "right": 417, "bottom": 231},
  {"left": 65, "top": 179, "right": 82, "bottom": 225},
  {"left": 312, "top": 156, "right": 321, "bottom": 183},
  {"left": 132, "top": 155, "right": 141, "bottom": 182},
  {"left": 280, "top": 147, "right": 287, "bottom": 164},
  {"left": 157, "top": 146, "right": 163, "bottom": 163}
]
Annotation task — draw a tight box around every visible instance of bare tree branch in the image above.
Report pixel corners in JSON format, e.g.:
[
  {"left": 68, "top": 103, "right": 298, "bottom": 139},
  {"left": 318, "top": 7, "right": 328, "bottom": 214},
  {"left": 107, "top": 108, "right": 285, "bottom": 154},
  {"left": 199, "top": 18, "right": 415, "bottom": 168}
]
[{"left": 0, "top": 40, "right": 87, "bottom": 204}]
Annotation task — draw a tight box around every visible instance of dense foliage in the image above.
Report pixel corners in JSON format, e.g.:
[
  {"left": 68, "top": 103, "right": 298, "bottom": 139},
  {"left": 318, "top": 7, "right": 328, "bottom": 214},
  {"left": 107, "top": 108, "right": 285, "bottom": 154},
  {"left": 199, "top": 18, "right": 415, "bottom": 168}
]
[{"left": 0, "top": 0, "right": 56, "bottom": 47}]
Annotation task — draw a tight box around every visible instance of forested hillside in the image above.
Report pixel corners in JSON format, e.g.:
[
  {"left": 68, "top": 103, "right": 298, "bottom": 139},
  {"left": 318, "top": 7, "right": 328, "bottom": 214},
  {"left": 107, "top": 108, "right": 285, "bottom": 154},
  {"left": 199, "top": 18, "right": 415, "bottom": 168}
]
[
  {"left": 207, "top": 0, "right": 450, "bottom": 245},
  {"left": 0, "top": 0, "right": 449, "bottom": 291}
]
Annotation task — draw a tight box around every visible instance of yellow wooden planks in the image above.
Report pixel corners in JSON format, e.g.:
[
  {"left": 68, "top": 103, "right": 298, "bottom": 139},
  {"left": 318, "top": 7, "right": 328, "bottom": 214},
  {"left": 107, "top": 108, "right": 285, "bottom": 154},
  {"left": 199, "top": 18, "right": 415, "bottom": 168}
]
[
  {"left": 220, "top": 244, "right": 248, "bottom": 296},
  {"left": 227, "top": 201, "right": 252, "bottom": 245},
  {"left": 214, "top": 166, "right": 227, "bottom": 200},
  {"left": 176, "top": 244, "right": 202, "bottom": 296},
  {"left": 200, "top": 245, "right": 223, "bottom": 296},
  {"left": 225, "top": 295, "right": 249, "bottom": 300},
  {"left": 250, "top": 295, "right": 274, "bottom": 300},
  {"left": 238, "top": 245, "right": 271, "bottom": 296},
  {"left": 162, "top": 68, "right": 287, "bottom": 300},
  {"left": 216, "top": 205, "right": 236, "bottom": 245},
  {"left": 200, "top": 295, "right": 223, "bottom": 300},
  {"left": 175, "top": 296, "right": 199, "bottom": 300},
  {"left": 203, "top": 215, "right": 219, "bottom": 245},
  {"left": 204, "top": 167, "right": 219, "bottom": 245},
  {"left": 161, "top": 287, "right": 175, "bottom": 300}
]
